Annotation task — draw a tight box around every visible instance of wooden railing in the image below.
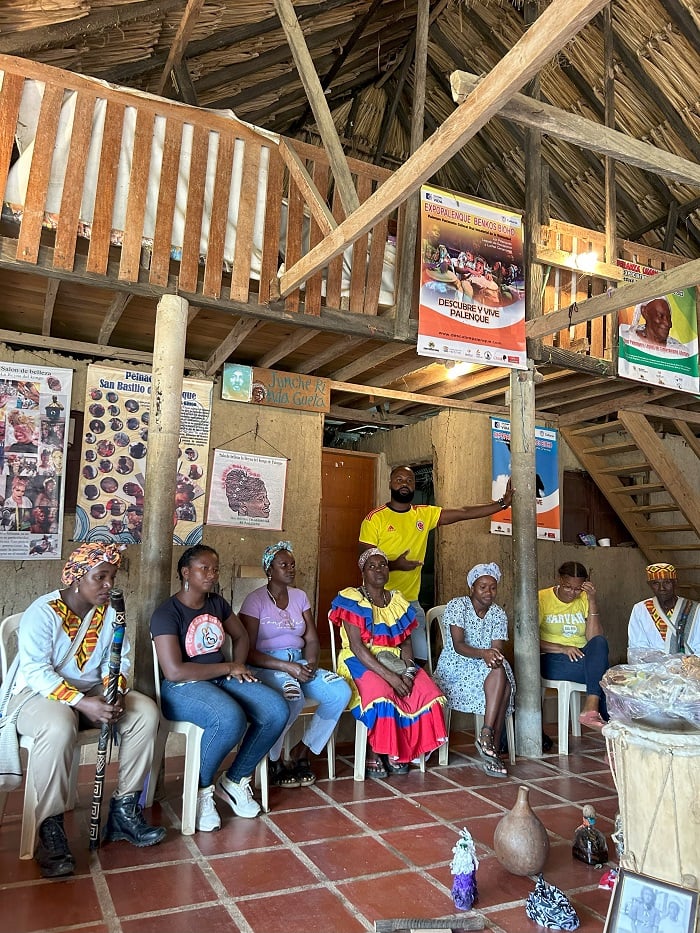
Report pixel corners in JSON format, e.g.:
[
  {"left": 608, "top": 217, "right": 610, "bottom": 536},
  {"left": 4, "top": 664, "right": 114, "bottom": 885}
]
[{"left": 0, "top": 55, "right": 400, "bottom": 317}]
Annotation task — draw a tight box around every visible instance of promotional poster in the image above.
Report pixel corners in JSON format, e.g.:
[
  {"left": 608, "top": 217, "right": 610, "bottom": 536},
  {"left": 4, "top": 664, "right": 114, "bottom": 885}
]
[
  {"left": 0, "top": 362, "right": 72, "bottom": 559},
  {"left": 417, "top": 185, "right": 526, "bottom": 369},
  {"left": 491, "top": 418, "right": 560, "bottom": 540},
  {"left": 206, "top": 449, "right": 287, "bottom": 530},
  {"left": 74, "top": 365, "right": 212, "bottom": 546},
  {"left": 617, "top": 260, "right": 699, "bottom": 394}
]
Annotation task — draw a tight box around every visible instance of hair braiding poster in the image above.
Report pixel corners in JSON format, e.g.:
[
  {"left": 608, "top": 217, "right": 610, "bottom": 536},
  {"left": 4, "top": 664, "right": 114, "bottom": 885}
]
[{"left": 206, "top": 450, "right": 287, "bottom": 530}]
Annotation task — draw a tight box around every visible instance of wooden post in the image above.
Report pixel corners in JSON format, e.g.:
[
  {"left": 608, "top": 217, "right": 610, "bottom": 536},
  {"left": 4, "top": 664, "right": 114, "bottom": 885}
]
[
  {"left": 510, "top": 365, "right": 542, "bottom": 758},
  {"left": 394, "top": 0, "right": 429, "bottom": 340},
  {"left": 133, "top": 293, "right": 188, "bottom": 695},
  {"left": 603, "top": 3, "right": 618, "bottom": 365}
]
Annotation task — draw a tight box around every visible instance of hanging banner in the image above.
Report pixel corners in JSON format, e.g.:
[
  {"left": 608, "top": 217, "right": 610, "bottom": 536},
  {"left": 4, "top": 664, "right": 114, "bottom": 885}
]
[
  {"left": 617, "top": 260, "right": 699, "bottom": 394},
  {"left": 0, "top": 362, "right": 73, "bottom": 559},
  {"left": 491, "top": 418, "right": 560, "bottom": 540},
  {"left": 74, "top": 365, "right": 212, "bottom": 546},
  {"left": 417, "top": 184, "right": 526, "bottom": 369},
  {"left": 206, "top": 449, "right": 287, "bottom": 530}
]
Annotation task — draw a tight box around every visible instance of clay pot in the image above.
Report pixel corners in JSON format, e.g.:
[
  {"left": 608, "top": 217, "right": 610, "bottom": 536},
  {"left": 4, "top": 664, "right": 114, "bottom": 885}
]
[{"left": 494, "top": 785, "right": 550, "bottom": 876}]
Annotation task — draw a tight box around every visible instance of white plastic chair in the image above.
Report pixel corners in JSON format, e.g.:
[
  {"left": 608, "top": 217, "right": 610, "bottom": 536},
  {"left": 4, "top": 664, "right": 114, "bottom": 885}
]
[
  {"left": 328, "top": 613, "right": 425, "bottom": 782},
  {"left": 145, "top": 640, "right": 269, "bottom": 833},
  {"left": 0, "top": 613, "right": 100, "bottom": 859},
  {"left": 541, "top": 679, "right": 587, "bottom": 755},
  {"left": 281, "top": 697, "right": 337, "bottom": 780},
  {"left": 426, "top": 604, "right": 516, "bottom": 767}
]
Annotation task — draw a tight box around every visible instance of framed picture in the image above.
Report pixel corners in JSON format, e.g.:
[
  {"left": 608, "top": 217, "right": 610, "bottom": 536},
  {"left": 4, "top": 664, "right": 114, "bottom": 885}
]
[{"left": 604, "top": 869, "right": 698, "bottom": 933}]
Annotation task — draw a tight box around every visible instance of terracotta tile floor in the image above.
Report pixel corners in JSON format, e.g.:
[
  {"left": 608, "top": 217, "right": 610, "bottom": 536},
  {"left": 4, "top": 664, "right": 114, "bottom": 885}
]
[{"left": 0, "top": 726, "right": 617, "bottom": 933}]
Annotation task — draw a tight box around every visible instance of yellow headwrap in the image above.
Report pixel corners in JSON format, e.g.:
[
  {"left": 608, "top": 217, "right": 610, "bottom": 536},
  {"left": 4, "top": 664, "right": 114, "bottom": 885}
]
[
  {"left": 61, "top": 542, "right": 123, "bottom": 587},
  {"left": 645, "top": 563, "right": 676, "bottom": 581}
]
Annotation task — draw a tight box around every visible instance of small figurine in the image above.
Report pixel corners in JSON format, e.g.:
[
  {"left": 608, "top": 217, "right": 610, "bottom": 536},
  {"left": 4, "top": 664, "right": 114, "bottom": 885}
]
[
  {"left": 450, "top": 827, "right": 479, "bottom": 910},
  {"left": 572, "top": 804, "right": 608, "bottom": 866},
  {"left": 599, "top": 811, "right": 624, "bottom": 890}
]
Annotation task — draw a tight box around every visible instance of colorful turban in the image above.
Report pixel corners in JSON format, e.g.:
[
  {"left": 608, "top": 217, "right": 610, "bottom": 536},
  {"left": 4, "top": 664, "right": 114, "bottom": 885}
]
[
  {"left": 467, "top": 562, "right": 502, "bottom": 588},
  {"left": 358, "top": 547, "right": 387, "bottom": 572},
  {"left": 61, "top": 542, "right": 124, "bottom": 587},
  {"left": 262, "top": 541, "right": 293, "bottom": 574},
  {"left": 646, "top": 562, "right": 676, "bottom": 581}
]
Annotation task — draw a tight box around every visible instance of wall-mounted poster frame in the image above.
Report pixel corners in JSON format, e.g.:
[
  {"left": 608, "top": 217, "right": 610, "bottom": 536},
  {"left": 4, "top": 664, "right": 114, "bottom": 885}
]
[{"left": 206, "top": 449, "right": 287, "bottom": 530}]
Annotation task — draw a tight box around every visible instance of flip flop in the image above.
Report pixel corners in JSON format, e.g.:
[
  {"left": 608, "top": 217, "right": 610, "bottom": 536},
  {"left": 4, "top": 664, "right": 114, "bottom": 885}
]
[
  {"left": 294, "top": 758, "right": 317, "bottom": 786},
  {"left": 269, "top": 760, "right": 301, "bottom": 788},
  {"left": 365, "top": 757, "right": 389, "bottom": 780},
  {"left": 382, "top": 755, "right": 409, "bottom": 775},
  {"left": 482, "top": 757, "right": 508, "bottom": 779}
]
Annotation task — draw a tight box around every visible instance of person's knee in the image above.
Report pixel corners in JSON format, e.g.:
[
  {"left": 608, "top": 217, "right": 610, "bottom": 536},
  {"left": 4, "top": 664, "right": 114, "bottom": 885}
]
[
  {"left": 123, "top": 692, "right": 160, "bottom": 737},
  {"left": 586, "top": 635, "right": 609, "bottom": 659},
  {"left": 34, "top": 706, "right": 78, "bottom": 751}
]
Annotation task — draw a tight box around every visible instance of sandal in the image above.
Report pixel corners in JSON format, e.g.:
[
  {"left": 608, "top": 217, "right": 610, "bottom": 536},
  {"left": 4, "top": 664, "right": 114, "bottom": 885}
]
[
  {"left": 482, "top": 757, "right": 508, "bottom": 779},
  {"left": 381, "top": 755, "right": 409, "bottom": 775},
  {"left": 293, "top": 757, "right": 316, "bottom": 786},
  {"left": 475, "top": 725, "right": 502, "bottom": 764},
  {"left": 269, "top": 759, "right": 301, "bottom": 788},
  {"left": 365, "top": 756, "right": 389, "bottom": 780}
]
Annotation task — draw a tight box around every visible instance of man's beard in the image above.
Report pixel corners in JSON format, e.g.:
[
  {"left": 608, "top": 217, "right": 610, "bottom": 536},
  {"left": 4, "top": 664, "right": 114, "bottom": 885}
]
[{"left": 391, "top": 487, "right": 415, "bottom": 504}]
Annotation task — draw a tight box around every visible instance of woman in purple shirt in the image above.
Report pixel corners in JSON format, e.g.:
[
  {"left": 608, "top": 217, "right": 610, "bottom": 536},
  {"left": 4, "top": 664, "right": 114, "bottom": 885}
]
[{"left": 239, "top": 542, "right": 350, "bottom": 788}]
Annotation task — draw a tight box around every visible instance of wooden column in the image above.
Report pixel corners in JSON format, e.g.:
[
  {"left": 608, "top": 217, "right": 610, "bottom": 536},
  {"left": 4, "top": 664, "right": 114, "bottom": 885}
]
[
  {"left": 394, "top": 0, "right": 429, "bottom": 340},
  {"left": 510, "top": 365, "right": 542, "bottom": 758},
  {"left": 133, "top": 293, "right": 188, "bottom": 695},
  {"left": 603, "top": 2, "right": 618, "bottom": 364},
  {"left": 514, "top": 0, "right": 544, "bottom": 759}
]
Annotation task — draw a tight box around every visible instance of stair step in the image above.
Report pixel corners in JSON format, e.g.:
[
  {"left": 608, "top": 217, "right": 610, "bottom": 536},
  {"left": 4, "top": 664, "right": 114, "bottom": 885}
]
[
  {"left": 597, "top": 462, "right": 650, "bottom": 475},
  {"left": 653, "top": 544, "right": 700, "bottom": 551},
  {"left": 609, "top": 483, "right": 666, "bottom": 494},
  {"left": 635, "top": 524, "right": 694, "bottom": 534},
  {"left": 673, "top": 565, "right": 700, "bottom": 571},
  {"left": 570, "top": 420, "right": 623, "bottom": 437},
  {"left": 581, "top": 441, "right": 637, "bottom": 455}
]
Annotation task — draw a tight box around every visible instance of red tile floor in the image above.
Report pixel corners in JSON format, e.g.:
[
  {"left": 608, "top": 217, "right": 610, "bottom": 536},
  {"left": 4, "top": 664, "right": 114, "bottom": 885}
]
[{"left": 0, "top": 725, "right": 618, "bottom": 933}]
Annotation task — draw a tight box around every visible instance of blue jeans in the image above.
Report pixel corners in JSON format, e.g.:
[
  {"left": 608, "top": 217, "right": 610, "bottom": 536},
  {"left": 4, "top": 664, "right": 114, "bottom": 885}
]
[
  {"left": 160, "top": 676, "right": 289, "bottom": 787},
  {"left": 540, "top": 634, "right": 609, "bottom": 719},
  {"left": 251, "top": 648, "right": 351, "bottom": 760},
  {"left": 409, "top": 600, "right": 428, "bottom": 662}
]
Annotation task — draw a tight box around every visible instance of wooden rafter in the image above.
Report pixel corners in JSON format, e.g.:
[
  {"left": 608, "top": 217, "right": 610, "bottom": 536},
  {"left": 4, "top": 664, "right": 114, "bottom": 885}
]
[
  {"left": 156, "top": 0, "right": 206, "bottom": 96},
  {"left": 98, "top": 293, "right": 133, "bottom": 346},
  {"left": 205, "top": 318, "right": 262, "bottom": 376},
  {"left": 42, "top": 278, "right": 59, "bottom": 336},
  {"left": 280, "top": 0, "right": 611, "bottom": 296}
]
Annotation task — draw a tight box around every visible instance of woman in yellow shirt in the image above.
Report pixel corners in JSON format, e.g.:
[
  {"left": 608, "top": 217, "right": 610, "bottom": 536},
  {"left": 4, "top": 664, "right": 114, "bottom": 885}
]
[{"left": 538, "top": 561, "right": 609, "bottom": 729}]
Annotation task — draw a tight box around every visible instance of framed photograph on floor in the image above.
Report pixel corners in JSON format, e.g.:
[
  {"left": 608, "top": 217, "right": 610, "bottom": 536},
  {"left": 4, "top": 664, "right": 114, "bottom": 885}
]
[{"left": 604, "top": 869, "right": 698, "bottom": 933}]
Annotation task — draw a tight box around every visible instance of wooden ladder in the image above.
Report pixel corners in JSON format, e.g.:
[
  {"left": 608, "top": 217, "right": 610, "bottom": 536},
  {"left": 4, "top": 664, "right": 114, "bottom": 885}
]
[{"left": 562, "top": 412, "right": 700, "bottom": 598}]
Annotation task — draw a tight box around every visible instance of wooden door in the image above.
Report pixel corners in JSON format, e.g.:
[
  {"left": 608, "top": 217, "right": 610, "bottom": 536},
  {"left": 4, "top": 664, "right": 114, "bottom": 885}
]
[{"left": 317, "top": 449, "right": 377, "bottom": 647}]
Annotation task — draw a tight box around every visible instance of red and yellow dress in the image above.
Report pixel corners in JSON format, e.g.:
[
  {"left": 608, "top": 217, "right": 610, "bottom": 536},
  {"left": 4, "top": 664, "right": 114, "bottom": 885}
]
[{"left": 329, "top": 586, "right": 447, "bottom": 762}]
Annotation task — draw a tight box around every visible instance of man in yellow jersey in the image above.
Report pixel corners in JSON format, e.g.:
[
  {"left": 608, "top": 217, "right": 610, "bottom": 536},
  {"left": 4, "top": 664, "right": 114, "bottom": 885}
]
[{"left": 359, "top": 465, "right": 512, "bottom": 662}]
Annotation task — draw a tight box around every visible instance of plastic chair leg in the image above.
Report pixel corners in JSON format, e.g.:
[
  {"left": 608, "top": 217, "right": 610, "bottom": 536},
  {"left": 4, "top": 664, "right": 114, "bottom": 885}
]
[
  {"left": 558, "top": 687, "right": 571, "bottom": 756},
  {"left": 353, "top": 720, "right": 368, "bottom": 782},
  {"left": 180, "top": 730, "right": 202, "bottom": 836},
  {"left": 438, "top": 707, "right": 451, "bottom": 766}
]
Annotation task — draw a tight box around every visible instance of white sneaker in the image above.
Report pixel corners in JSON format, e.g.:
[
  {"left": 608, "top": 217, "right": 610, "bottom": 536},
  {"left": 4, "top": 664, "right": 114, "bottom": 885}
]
[
  {"left": 196, "top": 785, "right": 221, "bottom": 832},
  {"left": 215, "top": 774, "right": 261, "bottom": 819}
]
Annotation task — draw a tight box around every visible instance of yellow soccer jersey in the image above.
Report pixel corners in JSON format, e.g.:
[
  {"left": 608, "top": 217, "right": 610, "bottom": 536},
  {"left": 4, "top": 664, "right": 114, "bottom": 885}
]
[{"left": 359, "top": 504, "right": 441, "bottom": 601}]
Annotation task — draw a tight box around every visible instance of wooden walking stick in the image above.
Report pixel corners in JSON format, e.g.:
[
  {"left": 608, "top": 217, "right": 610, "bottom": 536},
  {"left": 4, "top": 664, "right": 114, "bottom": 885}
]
[{"left": 89, "top": 588, "right": 127, "bottom": 851}]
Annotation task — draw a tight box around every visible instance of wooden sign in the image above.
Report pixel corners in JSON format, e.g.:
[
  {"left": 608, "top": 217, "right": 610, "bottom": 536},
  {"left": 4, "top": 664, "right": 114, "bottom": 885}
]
[{"left": 251, "top": 367, "right": 330, "bottom": 413}]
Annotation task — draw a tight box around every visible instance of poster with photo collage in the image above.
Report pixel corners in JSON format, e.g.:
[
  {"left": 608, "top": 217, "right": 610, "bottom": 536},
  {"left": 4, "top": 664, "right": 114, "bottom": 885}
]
[
  {"left": 74, "top": 364, "right": 212, "bottom": 546},
  {"left": 0, "top": 361, "right": 73, "bottom": 560}
]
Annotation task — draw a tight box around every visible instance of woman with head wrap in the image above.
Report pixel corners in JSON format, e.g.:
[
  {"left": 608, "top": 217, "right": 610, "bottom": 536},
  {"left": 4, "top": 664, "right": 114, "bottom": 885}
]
[
  {"left": 434, "top": 562, "right": 515, "bottom": 777},
  {"left": 150, "top": 545, "right": 289, "bottom": 832},
  {"left": 238, "top": 542, "right": 350, "bottom": 788},
  {"left": 7, "top": 543, "right": 166, "bottom": 879},
  {"left": 329, "top": 548, "right": 447, "bottom": 779}
]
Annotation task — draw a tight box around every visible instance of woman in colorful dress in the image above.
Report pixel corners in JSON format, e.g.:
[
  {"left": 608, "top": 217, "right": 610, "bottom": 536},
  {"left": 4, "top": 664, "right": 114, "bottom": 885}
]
[
  {"left": 329, "top": 548, "right": 447, "bottom": 779},
  {"left": 433, "top": 562, "right": 515, "bottom": 777}
]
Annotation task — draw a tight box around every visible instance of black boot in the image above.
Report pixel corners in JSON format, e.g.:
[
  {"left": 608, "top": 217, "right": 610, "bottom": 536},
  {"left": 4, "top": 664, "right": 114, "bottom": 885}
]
[
  {"left": 35, "top": 814, "right": 76, "bottom": 879},
  {"left": 103, "top": 793, "right": 166, "bottom": 847}
]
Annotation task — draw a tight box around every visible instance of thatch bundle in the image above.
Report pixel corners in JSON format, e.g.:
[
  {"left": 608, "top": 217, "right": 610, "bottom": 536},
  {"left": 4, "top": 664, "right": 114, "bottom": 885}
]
[{"left": 0, "top": 0, "right": 87, "bottom": 31}]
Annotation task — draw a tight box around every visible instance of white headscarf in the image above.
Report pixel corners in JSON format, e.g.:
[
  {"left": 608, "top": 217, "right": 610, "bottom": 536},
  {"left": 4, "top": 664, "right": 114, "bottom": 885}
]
[{"left": 467, "top": 562, "right": 502, "bottom": 588}]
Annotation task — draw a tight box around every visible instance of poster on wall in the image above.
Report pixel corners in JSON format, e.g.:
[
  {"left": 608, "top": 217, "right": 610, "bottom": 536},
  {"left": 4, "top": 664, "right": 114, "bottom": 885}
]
[
  {"left": 74, "top": 365, "right": 212, "bottom": 546},
  {"left": 0, "top": 361, "right": 73, "bottom": 560},
  {"left": 617, "top": 260, "right": 699, "bottom": 394},
  {"left": 206, "top": 449, "right": 287, "bottom": 530},
  {"left": 417, "top": 184, "right": 526, "bottom": 369},
  {"left": 222, "top": 363, "right": 330, "bottom": 413},
  {"left": 490, "top": 418, "right": 560, "bottom": 540}
]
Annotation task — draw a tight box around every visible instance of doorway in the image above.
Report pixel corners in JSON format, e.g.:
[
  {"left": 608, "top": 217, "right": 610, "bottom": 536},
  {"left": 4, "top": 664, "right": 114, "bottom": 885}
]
[{"left": 318, "top": 449, "right": 377, "bottom": 648}]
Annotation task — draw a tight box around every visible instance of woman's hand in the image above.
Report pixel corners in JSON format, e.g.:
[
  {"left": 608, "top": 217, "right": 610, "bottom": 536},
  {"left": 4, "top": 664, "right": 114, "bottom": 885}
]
[
  {"left": 386, "top": 670, "right": 412, "bottom": 697},
  {"left": 562, "top": 645, "right": 584, "bottom": 661},
  {"left": 482, "top": 647, "right": 505, "bottom": 669},
  {"left": 581, "top": 580, "right": 597, "bottom": 601},
  {"left": 76, "top": 695, "right": 124, "bottom": 725},
  {"left": 289, "top": 660, "right": 314, "bottom": 683},
  {"left": 226, "top": 662, "right": 258, "bottom": 683}
]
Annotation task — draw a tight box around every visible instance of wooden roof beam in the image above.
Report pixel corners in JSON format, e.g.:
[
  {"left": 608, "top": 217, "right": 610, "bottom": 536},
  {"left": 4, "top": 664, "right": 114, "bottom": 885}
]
[
  {"left": 257, "top": 328, "right": 320, "bottom": 369},
  {"left": 42, "top": 278, "right": 59, "bottom": 336},
  {"left": 329, "top": 343, "right": 411, "bottom": 383},
  {"left": 98, "top": 292, "right": 133, "bottom": 345},
  {"left": 204, "top": 318, "right": 261, "bottom": 377},
  {"left": 280, "top": 0, "right": 610, "bottom": 297},
  {"left": 449, "top": 71, "right": 700, "bottom": 190},
  {"left": 327, "top": 405, "right": 422, "bottom": 427},
  {"left": 156, "top": 0, "right": 205, "bottom": 97}
]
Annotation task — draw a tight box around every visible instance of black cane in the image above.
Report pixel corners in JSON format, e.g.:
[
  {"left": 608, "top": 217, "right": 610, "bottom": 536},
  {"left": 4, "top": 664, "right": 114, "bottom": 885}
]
[{"left": 89, "top": 588, "right": 126, "bottom": 851}]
